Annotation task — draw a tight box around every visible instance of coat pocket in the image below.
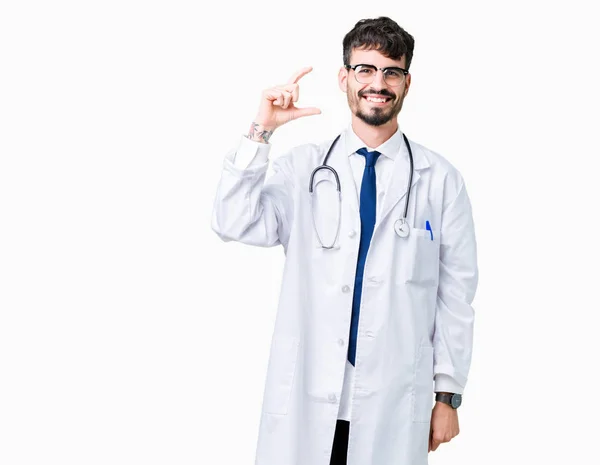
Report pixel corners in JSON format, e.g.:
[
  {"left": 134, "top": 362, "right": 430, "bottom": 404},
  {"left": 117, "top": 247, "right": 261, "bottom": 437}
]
[
  {"left": 262, "top": 335, "right": 300, "bottom": 415},
  {"left": 406, "top": 227, "right": 440, "bottom": 287},
  {"left": 412, "top": 345, "right": 434, "bottom": 423}
]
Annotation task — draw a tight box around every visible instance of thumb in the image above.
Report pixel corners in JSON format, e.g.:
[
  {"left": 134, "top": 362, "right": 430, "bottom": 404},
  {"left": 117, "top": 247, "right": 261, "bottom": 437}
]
[{"left": 293, "top": 107, "right": 321, "bottom": 119}]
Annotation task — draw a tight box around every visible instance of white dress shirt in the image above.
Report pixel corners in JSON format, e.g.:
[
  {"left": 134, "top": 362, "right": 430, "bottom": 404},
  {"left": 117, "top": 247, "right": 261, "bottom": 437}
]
[{"left": 229, "top": 123, "right": 462, "bottom": 421}]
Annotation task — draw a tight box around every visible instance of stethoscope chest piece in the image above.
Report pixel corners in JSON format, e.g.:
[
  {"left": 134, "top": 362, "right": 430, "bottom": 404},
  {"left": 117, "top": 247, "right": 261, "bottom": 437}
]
[{"left": 394, "top": 218, "right": 410, "bottom": 238}]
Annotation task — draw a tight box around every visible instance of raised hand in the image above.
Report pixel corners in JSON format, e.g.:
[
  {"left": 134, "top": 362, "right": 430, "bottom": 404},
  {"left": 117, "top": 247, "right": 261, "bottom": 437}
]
[{"left": 253, "top": 66, "right": 322, "bottom": 133}]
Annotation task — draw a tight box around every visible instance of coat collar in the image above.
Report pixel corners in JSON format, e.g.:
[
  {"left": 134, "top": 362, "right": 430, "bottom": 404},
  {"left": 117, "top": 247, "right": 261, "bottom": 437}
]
[{"left": 344, "top": 123, "right": 403, "bottom": 161}]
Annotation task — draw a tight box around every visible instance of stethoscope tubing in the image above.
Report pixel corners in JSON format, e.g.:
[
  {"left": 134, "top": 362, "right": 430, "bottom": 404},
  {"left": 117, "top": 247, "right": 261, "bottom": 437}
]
[
  {"left": 309, "top": 132, "right": 414, "bottom": 248},
  {"left": 308, "top": 134, "right": 342, "bottom": 194}
]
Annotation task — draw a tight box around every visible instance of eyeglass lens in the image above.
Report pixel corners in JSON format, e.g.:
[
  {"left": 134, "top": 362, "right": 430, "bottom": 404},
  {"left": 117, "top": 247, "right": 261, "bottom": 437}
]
[{"left": 354, "top": 65, "right": 405, "bottom": 86}]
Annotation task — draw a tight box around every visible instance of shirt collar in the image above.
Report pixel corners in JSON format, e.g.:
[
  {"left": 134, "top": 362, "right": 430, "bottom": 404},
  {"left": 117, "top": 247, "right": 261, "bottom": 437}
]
[{"left": 343, "top": 122, "right": 404, "bottom": 161}]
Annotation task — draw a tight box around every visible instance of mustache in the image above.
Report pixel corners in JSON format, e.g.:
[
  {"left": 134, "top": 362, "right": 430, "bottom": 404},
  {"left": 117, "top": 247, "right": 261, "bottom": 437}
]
[{"left": 359, "top": 90, "right": 395, "bottom": 99}]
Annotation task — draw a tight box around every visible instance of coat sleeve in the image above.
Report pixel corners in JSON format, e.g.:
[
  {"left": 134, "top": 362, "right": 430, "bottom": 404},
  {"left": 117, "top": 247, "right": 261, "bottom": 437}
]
[
  {"left": 211, "top": 135, "right": 295, "bottom": 250},
  {"left": 433, "top": 178, "right": 479, "bottom": 394}
]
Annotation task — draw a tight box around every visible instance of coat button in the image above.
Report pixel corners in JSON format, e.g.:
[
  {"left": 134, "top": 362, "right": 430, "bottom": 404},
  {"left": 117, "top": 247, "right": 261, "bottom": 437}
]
[
  {"left": 348, "top": 229, "right": 356, "bottom": 238},
  {"left": 328, "top": 393, "right": 337, "bottom": 403},
  {"left": 342, "top": 285, "right": 350, "bottom": 293},
  {"left": 337, "top": 338, "right": 345, "bottom": 346}
]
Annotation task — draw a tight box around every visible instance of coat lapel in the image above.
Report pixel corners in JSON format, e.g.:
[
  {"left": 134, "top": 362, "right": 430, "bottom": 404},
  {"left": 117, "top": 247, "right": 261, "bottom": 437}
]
[
  {"left": 330, "top": 132, "right": 360, "bottom": 218},
  {"left": 374, "top": 137, "right": 430, "bottom": 235},
  {"left": 322, "top": 131, "right": 430, "bottom": 235}
]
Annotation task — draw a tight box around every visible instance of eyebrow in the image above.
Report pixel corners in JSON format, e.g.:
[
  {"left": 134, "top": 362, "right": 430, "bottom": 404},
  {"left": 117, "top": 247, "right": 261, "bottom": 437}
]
[{"left": 356, "top": 64, "right": 405, "bottom": 70}]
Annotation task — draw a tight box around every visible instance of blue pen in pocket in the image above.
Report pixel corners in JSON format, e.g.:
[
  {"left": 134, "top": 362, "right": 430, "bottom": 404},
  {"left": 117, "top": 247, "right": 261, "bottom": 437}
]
[{"left": 425, "top": 220, "right": 433, "bottom": 240}]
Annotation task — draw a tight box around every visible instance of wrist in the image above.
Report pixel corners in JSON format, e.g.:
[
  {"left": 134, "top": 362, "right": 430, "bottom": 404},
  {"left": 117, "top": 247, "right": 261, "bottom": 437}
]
[
  {"left": 435, "top": 392, "right": 462, "bottom": 409},
  {"left": 247, "top": 121, "right": 275, "bottom": 143}
]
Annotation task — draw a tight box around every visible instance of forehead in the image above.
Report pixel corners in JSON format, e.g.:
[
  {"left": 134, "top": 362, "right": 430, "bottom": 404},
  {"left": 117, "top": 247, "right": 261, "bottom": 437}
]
[{"left": 349, "top": 47, "right": 406, "bottom": 68}]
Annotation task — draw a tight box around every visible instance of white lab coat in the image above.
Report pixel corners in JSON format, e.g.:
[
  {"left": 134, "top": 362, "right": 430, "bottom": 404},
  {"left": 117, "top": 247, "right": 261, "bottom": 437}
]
[{"left": 211, "top": 125, "right": 478, "bottom": 465}]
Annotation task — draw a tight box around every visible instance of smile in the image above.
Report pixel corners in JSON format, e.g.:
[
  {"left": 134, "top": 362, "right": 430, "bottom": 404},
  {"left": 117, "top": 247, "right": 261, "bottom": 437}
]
[{"left": 362, "top": 95, "right": 392, "bottom": 105}]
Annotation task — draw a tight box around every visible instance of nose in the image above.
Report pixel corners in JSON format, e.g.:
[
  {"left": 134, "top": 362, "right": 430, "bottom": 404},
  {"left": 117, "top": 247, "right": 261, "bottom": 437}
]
[{"left": 370, "top": 69, "right": 387, "bottom": 89}]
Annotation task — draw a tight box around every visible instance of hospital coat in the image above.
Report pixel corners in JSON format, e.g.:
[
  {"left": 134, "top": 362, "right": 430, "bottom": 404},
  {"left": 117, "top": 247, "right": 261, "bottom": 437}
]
[{"left": 211, "top": 124, "right": 479, "bottom": 465}]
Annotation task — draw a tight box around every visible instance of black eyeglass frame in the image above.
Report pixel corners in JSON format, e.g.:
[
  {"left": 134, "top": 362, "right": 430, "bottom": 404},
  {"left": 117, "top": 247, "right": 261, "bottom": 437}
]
[{"left": 344, "top": 64, "right": 409, "bottom": 86}]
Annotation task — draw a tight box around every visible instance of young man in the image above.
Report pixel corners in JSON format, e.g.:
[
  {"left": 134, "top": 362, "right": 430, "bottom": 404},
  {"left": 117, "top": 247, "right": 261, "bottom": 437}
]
[{"left": 212, "top": 16, "right": 478, "bottom": 465}]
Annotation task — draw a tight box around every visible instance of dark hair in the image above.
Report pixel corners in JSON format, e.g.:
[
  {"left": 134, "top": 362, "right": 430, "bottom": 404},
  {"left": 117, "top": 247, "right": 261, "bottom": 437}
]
[{"left": 342, "top": 17, "right": 415, "bottom": 71}]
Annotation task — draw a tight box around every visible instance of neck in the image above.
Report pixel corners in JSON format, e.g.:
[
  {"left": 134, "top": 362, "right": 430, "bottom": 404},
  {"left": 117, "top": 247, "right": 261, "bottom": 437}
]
[{"left": 351, "top": 116, "right": 398, "bottom": 149}]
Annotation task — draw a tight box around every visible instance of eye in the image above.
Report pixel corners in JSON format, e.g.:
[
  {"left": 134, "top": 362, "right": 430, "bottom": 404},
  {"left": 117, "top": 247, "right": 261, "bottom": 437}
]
[
  {"left": 384, "top": 69, "right": 401, "bottom": 78},
  {"left": 357, "top": 67, "right": 374, "bottom": 75}
]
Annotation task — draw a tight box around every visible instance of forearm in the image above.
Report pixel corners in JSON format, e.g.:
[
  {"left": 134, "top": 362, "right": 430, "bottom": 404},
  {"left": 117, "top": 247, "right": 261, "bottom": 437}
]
[
  {"left": 433, "top": 180, "right": 478, "bottom": 394},
  {"left": 212, "top": 139, "right": 294, "bottom": 248}
]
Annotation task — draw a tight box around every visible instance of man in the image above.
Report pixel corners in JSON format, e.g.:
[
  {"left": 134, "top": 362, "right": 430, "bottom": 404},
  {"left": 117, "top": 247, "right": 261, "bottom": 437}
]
[{"left": 212, "top": 16, "right": 478, "bottom": 465}]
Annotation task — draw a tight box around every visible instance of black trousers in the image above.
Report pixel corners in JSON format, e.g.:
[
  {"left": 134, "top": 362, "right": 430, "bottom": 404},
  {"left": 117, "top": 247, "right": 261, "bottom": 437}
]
[{"left": 329, "top": 420, "right": 350, "bottom": 465}]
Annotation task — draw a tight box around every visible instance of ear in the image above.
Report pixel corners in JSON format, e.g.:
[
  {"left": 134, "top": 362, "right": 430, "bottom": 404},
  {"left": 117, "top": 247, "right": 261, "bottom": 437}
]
[
  {"left": 403, "top": 73, "right": 412, "bottom": 97},
  {"left": 338, "top": 66, "right": 348, "bottom": 93}
]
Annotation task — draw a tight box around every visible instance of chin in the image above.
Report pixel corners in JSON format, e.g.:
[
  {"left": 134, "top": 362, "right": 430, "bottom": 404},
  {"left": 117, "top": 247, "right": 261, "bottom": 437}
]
[
  {"left": 356, "top": 109, "right": 395, "bottom": 127},
  {"left": 360, "top": 103, "right": 403, "bottom": 126}
]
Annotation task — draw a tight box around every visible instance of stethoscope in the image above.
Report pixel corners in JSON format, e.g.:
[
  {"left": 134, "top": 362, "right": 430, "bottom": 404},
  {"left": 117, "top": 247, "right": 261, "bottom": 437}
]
[{"left": 308, "top": 133, "right": 414, "bottom": 249}]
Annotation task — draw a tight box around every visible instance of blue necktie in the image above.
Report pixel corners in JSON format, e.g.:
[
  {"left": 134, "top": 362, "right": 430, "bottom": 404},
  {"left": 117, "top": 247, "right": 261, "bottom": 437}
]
[{"left": 348, "top": 147, "right": 381, "bottom": 366}]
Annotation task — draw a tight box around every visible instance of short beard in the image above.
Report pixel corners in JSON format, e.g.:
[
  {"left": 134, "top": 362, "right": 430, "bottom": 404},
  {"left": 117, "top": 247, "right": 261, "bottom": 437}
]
[
  {"left": 356, "top": 107, "right": 395, "bottom": 126},
  {"left": 350, "top": 92, "right": 404, "bottom": 127}
]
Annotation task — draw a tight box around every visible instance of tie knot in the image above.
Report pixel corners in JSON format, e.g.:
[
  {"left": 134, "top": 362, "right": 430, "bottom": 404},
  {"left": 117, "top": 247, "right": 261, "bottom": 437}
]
[{"left": 356, "top": 147, "right": 381, "bottom": 167}]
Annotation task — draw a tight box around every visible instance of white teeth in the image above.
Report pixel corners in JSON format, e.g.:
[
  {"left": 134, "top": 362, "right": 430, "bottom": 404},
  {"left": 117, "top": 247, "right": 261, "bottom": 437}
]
[{"left": 365, "top": 96, "right": 388, "bottom": 103}]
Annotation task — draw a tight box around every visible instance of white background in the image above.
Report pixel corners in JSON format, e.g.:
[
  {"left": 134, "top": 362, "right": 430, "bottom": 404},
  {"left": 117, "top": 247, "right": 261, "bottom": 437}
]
[{"left": 1, "top": 1, "right": 599, "bottom": 464}]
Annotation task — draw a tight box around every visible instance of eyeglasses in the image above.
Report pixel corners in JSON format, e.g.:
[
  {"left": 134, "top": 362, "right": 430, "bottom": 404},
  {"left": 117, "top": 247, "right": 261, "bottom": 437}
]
[{"left": 344, "top": 64, "right": 408, "bottom": 87}]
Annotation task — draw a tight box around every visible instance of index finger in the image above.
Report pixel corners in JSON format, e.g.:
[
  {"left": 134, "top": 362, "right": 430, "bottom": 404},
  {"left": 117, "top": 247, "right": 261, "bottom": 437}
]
[{"left": 287, "top": 66, "right": 313, "bottom": 84}]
